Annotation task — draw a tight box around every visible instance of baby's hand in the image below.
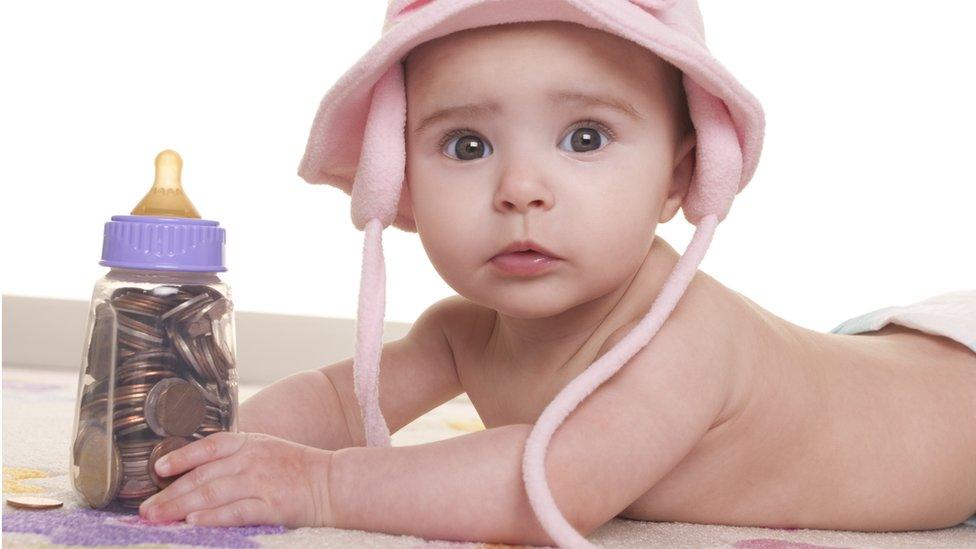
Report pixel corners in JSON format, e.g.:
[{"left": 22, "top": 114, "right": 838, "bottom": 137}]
[{"left": 138, "top": 432, "right": 334, "bottom": 528}]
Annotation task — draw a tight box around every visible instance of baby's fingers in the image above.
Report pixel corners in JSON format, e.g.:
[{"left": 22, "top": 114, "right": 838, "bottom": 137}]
[
  {"left": 155, "top": 432, "right": 249, "bottom": 477},
  {"left": 142, "top": 474, "right": 253, "bottom": 523},
  {"left": 140, "top": 445, "right": 241, "bottom": 517},
  {"left": 186, "top": 498, "right": 271, "bottom": 527}
]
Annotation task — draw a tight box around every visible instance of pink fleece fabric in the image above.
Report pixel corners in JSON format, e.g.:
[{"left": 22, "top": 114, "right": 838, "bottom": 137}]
[{"left": 297, "top": 1, "right": 765, "bottom": 547}]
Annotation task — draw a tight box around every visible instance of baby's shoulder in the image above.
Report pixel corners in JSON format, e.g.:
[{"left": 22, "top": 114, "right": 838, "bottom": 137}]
[
  {"left": 421, "top": 294, "right": 495, "bottom": 350},
  {"left": 613, "top": 268, "right": 761, "bottom": 358},
  {"left": 610, "top": 271, "right": 772, "bottom": 425}
]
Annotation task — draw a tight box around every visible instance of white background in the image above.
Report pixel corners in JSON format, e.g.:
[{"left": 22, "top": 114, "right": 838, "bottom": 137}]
[{"left": 2, "top": 1, "right": 973, "bottom": 329}]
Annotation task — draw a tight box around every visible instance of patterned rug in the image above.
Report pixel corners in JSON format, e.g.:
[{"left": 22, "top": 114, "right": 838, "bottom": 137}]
[{"left": 3, "top": 366, "right": 975, "bottom": 548}]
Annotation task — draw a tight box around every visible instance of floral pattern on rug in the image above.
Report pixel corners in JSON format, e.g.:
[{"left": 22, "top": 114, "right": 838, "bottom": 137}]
[{"left": 2, "top": 506, "right": 287, "bottom": 547}]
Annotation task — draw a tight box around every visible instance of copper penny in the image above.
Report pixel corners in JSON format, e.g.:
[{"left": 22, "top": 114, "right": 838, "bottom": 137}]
[
  {"left": 145, "top": 378, "right": 205, "bottom": 437},
  {"left": 86, "top": 303, "right": 117, "bottom": 381},
  {"left": 148, "top": 437, "right": 192, "bottom": 488},
  {"left": 74, "top": 427, "right": 121, "bottom": 508},
  {"left": 6, "top": 496, "right": 64, "bottom": 510}
]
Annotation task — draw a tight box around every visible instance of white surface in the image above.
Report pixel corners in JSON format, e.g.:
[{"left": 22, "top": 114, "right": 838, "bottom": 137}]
[{"left": 1, "top": 1, "right": 973, "bottom": 328}]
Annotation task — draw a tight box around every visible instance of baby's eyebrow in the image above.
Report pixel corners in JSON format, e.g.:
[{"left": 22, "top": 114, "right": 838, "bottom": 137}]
[{"left": 413, "top": 89, "right": 644, "bottom": 134}]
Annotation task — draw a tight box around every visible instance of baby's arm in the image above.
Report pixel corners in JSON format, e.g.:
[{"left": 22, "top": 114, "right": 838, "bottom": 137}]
[
  {"left": 237, "top": 297, "right": 464, "bottom": 450},
  {"left": 326, "top": 321, "right": 734, "bottom": 546}
]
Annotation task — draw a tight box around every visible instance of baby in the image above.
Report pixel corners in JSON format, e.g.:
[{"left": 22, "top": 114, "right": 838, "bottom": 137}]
[{"left": 137, "top": 6, "right": 976, "bottom": 548}]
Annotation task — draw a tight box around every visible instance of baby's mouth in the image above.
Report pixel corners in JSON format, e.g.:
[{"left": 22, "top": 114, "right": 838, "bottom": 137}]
[{"left": 489, "top": 250, "right": 560, "bottom": 276}]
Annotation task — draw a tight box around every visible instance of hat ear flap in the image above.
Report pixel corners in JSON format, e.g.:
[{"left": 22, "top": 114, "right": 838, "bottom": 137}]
[
  {"left": 680, "top": 75, "right": 743, "bottom": 224},
  {"left": 348, "top": 61, "right": 407, "bottom": 449},
  {"left": 351, "top": 62, "right": 407, "bottom": 231}
]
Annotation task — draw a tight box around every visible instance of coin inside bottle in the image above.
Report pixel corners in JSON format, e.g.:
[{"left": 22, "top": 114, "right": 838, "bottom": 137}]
[{"left": 148, "top": 437, "right": 193, "bottom": 488}]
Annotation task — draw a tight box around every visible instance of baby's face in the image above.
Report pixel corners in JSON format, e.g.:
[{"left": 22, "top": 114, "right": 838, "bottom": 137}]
[{"left": 404, "top": 21, "right": 695, "bottom": 318}]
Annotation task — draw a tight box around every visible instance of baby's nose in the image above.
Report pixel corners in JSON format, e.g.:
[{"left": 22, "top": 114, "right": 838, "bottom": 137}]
[{"left": 493, "top": 175, "right": 554, "bottom": 214}]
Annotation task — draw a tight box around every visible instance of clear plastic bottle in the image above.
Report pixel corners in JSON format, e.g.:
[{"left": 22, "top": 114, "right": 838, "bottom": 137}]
[{"left": 70, "top": 152, "right": 239, "bottom": 509}]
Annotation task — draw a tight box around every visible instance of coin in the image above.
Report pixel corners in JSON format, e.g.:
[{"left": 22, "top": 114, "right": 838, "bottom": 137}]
[
  {"left": 74, "top": 427, "right": 121, "bottom": 508},
  {"left": 118, "top": 438, "right": 160, "bottom": 451},
  {"left": 211, "top": 329, "right": 236, "bottom": 374},
  {"left": 179, "top": 285, "right": 226, "bottom": 303},
  {"left": 185, "top": 316, "right": 213, "bottom": 338},
  {"left": 114, "top": 291, "right": 169, "bottom": 316},
  {"left": 115, "top": 361, "right": 178, "bottom": 384},
  {"left": 111, "top": 383, "right": 155, "bottom": 399},
  {"left": 116, "top": 288, "right": 171, "bottom": 306},
  {"left": 117, "top": 329, "right": 155, "bottom": 351},
  {"left": 117, "top": 313, "right": 164, "bottom": 338},
  {"left": 117, "top": 323, "right": 164, "bottom": 347},
  {"left": 183, "top": 297, "right": 230, "bottom": 338},
  {"left": 192, "top": 339, "right": 221, "bottom": 383},
  {"left": 86, "top": 303, "right": 117, "bottom": 381},
  {"left": 145, "top": 378, "right": 205, "bottom": 437},
  {"left": 116, "top": 422, "right": 152, "bottom": 439},
  {"left": 118, "top": 475, "right": 157, "bottom": 498},
  {"left": 159, "top": 293, "right": 209, "bottom": 324},
  {"left": 185, "top": 376, "right": 221, "bottom": 406},
  {"left": 80, "top": 395, "right": 109, "bottom": 414},
  {"left": 113, "top": 413, "right": 146, "bottom": 431},
  {"left": 121, "top": 349, "right": 178, "bottom": 367},
  {"left": 73, "top": 419, "right": 103, "bottom": 463},
  {"left": 116, "top": 368, "right": 178, "bottom": 387},
  {"left": 6, "top": 496, "right": 64, "bottom": 510},
  {"left": 204, "top": 298, "right": 231, "bottom": 320},
  {"left": 168, "top": 324, "right": 209, "bottom": 381},
  {"left": 148, "top": 437, "right": 192, "bottom": 488},
  {"left": 119, "top": 448, "right": 155, "bottom": 460}
]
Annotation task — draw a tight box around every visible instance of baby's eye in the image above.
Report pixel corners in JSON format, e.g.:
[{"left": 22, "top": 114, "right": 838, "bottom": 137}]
[
  {"left": 441, "top": 131, "right": 493, "bottom": 161},
  {"left": 559, "top": 122, "right": 613, "bottom": 154},
  {"left": 438, "top": 120, "right": 614, "bottom": 161}
]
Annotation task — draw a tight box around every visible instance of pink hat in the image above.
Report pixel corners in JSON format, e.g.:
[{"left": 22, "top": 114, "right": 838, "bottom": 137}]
[{"left": 298, "top": 1, "right": 764, "bottom": 546}]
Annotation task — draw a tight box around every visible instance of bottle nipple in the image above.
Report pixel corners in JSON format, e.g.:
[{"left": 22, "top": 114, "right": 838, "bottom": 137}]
[{"left": 130, "top": 150, "right": 201, "bottom": 218}]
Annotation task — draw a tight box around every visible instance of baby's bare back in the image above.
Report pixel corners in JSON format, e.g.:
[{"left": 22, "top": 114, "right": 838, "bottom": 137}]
[{"left": 447, "top": 279, "right": 976, "bottom": 532}]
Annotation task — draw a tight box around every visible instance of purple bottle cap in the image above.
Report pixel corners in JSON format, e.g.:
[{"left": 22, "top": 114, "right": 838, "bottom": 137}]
[{"left": 99, "top": 215, "right": 226, "bottom": 272}]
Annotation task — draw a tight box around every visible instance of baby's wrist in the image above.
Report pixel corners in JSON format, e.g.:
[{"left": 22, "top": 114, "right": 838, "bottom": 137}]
[{"left": 304, "top": 446, "right": 338, "bottom": 528}]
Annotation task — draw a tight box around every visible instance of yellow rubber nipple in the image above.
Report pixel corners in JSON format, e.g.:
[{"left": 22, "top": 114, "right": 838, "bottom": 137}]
[{"left": 130, "top": 150, "right": 201, "bottom": 218}]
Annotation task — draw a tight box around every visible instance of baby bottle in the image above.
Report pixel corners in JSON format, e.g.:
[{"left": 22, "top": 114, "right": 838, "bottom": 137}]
[{"left": 70, "top": 150, "right": 239, "bottom": 509}]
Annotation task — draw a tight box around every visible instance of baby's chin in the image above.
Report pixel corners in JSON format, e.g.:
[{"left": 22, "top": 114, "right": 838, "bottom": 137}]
[
  {"left": 465, "top": 276, "right": 588, "bottom": 320},
  {"left": 490, "top": 296, "right": 572, "bottom": 320}
]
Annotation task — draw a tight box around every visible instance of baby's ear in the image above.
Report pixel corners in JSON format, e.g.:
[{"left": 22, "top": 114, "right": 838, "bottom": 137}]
[{"left": 658, "top": 132, "right": 697, "bottom": 224}]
